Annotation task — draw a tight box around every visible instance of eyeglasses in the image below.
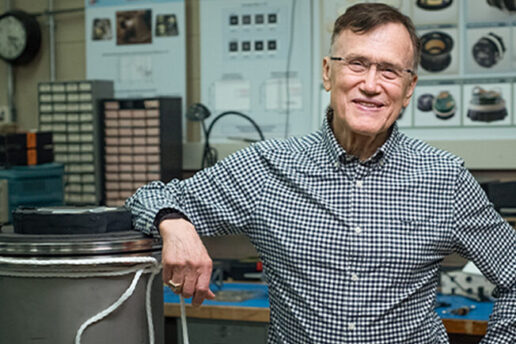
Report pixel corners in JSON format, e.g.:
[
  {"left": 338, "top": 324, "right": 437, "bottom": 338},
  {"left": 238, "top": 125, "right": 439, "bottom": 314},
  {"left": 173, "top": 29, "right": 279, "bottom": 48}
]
[{"left": 329, "top": 56, "right": 415, "bottom": 82}]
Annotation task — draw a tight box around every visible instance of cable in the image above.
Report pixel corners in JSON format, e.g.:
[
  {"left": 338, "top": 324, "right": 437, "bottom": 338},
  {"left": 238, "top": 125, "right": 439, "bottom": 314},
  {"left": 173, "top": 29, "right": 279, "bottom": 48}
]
[
  {"left": 284, "top": 0, "right": 297, "bottom": 138},
  {"left": 202, "top": 111, "right": 265, "bottom": 168}
]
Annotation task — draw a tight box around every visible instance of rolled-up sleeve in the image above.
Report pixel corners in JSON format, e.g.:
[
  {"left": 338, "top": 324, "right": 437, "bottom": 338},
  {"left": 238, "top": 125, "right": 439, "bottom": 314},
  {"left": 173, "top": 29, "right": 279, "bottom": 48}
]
[{"left": 125, "top": 144, "right": 269, "bottom": 237}]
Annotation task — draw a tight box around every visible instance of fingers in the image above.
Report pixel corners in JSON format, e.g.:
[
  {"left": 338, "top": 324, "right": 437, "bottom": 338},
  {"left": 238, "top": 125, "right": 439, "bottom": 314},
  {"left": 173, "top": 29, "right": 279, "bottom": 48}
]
[
  {"left": 166, "top": 263, "right": 215, "bottom": 306},
  {"left": 191, "top": 266, "right": 216, "bottom": 307},
  {"left": 160, "top": 219, "right": 214, "bottom": 305}
]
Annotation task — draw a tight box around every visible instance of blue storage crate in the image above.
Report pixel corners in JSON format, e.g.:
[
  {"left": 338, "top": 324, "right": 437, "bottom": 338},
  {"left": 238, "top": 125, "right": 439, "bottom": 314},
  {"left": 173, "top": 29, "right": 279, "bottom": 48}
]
[{"left": 0, "top": 163, "right": 64, "bottom": 223}]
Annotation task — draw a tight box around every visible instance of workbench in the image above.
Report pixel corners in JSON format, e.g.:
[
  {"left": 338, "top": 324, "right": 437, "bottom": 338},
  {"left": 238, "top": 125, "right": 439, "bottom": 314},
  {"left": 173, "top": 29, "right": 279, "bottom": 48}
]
[{"left": 164, "top": 283, "right": 492, "bottom": 344}]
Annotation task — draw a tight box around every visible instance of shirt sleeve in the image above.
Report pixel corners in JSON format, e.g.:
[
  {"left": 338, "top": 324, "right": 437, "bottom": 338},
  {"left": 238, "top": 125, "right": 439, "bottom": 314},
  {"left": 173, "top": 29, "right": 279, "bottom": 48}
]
[
  {"left": 125, "top": 143, "right": 269, "bottom": 237},
  {"left": 451, "top": 167, "right": 516, "bottom": 343}
]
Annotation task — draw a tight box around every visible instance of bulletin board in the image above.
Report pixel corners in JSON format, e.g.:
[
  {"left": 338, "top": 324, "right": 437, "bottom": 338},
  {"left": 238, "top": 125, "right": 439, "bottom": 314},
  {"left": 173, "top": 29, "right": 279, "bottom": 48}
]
[
  {"left": 199, "top": 0, "right": 319, "bottom": 140},
  {"left": 85, "top": 0, "right": 186, "bottom": 110}
]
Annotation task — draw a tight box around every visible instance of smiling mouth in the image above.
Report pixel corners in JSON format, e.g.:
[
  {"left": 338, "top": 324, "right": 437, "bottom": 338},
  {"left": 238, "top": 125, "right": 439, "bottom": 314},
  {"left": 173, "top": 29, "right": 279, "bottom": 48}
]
[{"left": 354, "top": 100, "right": 384, "bottom": 108}]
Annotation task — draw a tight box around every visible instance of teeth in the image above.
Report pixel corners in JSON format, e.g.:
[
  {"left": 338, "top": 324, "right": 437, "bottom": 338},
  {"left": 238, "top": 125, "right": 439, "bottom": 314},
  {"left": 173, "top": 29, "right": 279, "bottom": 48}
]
[{"left": 357, "top": 101, "right": 378, "bottom": 107}]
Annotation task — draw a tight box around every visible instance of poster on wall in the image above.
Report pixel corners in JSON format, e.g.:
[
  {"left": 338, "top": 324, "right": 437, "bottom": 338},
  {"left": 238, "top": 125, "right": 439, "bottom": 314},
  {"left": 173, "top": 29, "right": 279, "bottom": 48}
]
[
  {"left": 85, "top": 0, "right": 185, "bottom": 105},
  {"left": 386, "top": 1, "right": 516, "bottom": 141}
]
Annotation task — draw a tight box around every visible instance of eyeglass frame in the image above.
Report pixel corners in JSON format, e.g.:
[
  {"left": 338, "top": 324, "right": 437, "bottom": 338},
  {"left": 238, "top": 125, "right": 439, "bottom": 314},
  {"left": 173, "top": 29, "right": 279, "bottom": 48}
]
[{"left": 329, "top": 55, "right": 416, "bottom": 82}]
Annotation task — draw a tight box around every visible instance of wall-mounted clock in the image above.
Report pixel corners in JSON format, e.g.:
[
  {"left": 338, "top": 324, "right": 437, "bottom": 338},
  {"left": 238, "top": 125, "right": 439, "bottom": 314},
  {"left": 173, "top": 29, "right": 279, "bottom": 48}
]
[{"left": 0, "top": 10, "right": 41, "bottom": 65}]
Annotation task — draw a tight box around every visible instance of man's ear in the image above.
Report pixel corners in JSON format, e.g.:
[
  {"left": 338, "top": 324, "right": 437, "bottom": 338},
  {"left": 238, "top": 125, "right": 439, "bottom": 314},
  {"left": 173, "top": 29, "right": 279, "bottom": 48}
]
[
  {"left": 403, "top": 74, "right": 418, "bottom": 108},
  {"left": 322, "top": 57, "right": 332, "bottom": 91}
]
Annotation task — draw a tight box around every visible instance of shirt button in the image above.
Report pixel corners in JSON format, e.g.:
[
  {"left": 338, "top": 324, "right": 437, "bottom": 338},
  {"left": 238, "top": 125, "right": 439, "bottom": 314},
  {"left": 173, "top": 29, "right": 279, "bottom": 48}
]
[
  {"left": 354, "top": 226, "right": 362, "bottom": 234},
  {"left": 334, "top": 161, "right": 340, "bottom": 168},
  {"left": 348, "top": 322, "right": 356, "bottom": 330},
  {"left": 356, "top": 180, "right": 363, "bottom": 188},
  {"left": 351, "top": 273, "right": 359, "bottom": 281}
]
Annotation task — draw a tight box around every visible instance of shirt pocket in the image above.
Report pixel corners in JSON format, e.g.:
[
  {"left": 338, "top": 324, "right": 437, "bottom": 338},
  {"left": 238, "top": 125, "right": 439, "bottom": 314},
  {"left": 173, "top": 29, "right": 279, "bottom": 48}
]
[{"left": 380, "top": 218, "right": 452, "bottom": 284}]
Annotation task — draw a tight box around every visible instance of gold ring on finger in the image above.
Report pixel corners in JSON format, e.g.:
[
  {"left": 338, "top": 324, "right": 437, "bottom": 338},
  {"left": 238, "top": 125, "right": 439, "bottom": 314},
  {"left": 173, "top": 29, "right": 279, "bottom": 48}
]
[{"left": 168, "top": 280, "right": 183, "bottom": 293}]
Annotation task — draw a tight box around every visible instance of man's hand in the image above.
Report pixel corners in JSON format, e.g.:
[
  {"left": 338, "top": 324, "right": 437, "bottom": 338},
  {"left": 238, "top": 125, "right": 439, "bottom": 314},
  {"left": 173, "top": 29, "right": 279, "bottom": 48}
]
[{"left": 159, "top": 218, "right": 216, "bottom": 306}]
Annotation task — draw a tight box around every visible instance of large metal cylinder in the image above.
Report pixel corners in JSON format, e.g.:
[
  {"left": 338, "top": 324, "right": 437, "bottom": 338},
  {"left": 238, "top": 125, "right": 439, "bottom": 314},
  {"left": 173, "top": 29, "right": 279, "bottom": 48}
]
[{"left": 0, "top": 231, "right": 164, "bottom": 344}]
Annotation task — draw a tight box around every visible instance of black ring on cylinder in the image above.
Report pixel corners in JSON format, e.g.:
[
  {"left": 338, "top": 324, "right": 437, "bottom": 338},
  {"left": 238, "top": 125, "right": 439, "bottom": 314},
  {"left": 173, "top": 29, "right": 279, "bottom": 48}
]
[{"left": 420, "top": 31, "right": 454, "bottom": 72}]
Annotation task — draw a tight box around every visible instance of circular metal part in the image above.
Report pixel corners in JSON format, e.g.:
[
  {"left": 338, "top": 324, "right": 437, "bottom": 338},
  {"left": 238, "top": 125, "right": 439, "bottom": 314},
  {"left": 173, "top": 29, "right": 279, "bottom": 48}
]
[
  {"left": 420, "top": 31, "right": 454, "bottom": 72},
  {"left": 0, "top": 231, "right": 161, "bottom": 257},
  {"left": 472, "top": 32, "right": 506, "bottom": 68},
  {"left": 417, "top": 93, "right": 435, "bottom": 112},
  {"left": 416, "top": 0, "right": 453, "bottom": 10},
  {"left": 432, "top": 91, "right": 456, "bottom": 120},
  {"left": 0, "top": 207, "right": 164, "bottom": 344}
]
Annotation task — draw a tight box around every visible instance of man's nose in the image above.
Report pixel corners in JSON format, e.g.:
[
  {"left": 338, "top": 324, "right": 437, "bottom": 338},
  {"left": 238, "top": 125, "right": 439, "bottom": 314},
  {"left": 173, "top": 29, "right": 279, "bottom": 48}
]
[{"left": 361, "top": 65, "right": 380, "bottom": 94}]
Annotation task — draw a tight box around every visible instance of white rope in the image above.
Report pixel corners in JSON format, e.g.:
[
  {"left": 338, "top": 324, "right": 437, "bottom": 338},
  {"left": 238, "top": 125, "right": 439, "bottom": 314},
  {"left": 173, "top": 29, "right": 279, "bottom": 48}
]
[
  {"left": 0, "top": 255, "right": 161, "bottom": 344},
  {"left": 0, "top": 256, "right": 158, "bottom": 266},
  {"left": 146, "top": 264, "right": 160, "bottom": 344},
  {"left": 179, "top": 295, "right": 190, "bottom": 344},
  {"left": 75, "top": 269, "right": 144, "bottom": 344}
]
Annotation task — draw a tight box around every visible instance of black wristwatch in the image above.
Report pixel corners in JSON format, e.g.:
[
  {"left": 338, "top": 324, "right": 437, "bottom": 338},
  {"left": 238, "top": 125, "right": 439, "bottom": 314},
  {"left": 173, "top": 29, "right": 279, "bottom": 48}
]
[{"left": 153, "top": 208, "right": 191, "bottom": 230}]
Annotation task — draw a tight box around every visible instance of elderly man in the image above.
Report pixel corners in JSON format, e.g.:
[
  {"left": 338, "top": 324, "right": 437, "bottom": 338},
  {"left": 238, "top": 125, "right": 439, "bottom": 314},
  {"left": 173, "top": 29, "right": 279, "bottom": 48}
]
[{"left": 127, "top": 3, "right": 516, "bottom": 343}]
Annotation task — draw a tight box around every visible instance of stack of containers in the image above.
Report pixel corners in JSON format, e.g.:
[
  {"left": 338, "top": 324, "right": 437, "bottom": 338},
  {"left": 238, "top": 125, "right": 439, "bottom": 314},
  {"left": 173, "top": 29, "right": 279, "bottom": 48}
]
[
  {"left": 102, "top": 97, "right": 182, "bottom": 206},
  {"left": 0, "top": 163, "right": 64, "bottom": 223},
  {"left": 38, "top": 80, "right": 113, "bottom": 205}
]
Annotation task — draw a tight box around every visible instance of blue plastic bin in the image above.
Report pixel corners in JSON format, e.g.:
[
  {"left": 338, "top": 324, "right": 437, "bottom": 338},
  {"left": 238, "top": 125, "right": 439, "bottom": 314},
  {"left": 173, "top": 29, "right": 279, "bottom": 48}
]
[{"left": 0, "top": 163, "right": 64, "bottom": 223}]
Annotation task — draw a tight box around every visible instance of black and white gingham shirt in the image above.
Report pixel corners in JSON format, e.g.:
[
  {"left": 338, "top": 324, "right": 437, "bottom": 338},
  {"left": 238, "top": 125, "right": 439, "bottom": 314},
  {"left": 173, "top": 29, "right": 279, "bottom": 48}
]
[{"left": 127, "top": 117, "right": 516, "bottom": 343}]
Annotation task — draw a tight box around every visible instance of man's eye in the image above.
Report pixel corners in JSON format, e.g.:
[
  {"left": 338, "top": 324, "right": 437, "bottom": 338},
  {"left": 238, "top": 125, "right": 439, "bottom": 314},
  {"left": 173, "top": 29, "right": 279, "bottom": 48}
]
[
  {"left": 349, "top": 60, "right": 365, "bottom": 67},
  {"left": 380, "top": 67, "right": 399, "bottom": 79}
]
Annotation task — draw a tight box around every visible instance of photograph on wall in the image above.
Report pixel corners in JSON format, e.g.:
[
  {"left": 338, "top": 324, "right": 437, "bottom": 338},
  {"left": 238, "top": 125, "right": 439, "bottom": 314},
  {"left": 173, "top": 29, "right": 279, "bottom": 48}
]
[
  {"left": 413, "top": 84, "right": 461, "bottom": 127},
  {"left": 466, "top": 27, "right": 512, "bottom": 74},
  {"left": 412, "top": 0, "right": 458, "bottom": 26},
  {"left": 155, "top": 14, "right": 179, "bottom": 37},
  {"left": 418, "top": 28, "right": 459, "bottom": 75},
  {"left": 462, "top": 83, "right": 512, "bottom": 127},
  {"left": 92, "top": 18, "right": 112, "bottom": 41},
  {"left": 414, "top": 84, "right": 461, "bottom": 127},
  {"left": 466, "top": 1, "right": 513, "bottom": 23},
  {"left": 116, "top": 9, "right": 153, "bottom": 45}
]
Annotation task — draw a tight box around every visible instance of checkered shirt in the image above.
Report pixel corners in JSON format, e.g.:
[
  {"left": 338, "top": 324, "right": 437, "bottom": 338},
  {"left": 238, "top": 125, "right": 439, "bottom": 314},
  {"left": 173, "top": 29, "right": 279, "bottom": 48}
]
[{"left": 126, "top": 117, "right": 516, "bottom": 344}]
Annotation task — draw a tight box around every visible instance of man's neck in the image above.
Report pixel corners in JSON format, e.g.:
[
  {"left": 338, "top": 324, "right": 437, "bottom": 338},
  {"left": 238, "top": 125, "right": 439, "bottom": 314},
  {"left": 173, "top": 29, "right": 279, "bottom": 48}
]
[{"left": 331, "top": 118, "right": 390, "bottom": 162}]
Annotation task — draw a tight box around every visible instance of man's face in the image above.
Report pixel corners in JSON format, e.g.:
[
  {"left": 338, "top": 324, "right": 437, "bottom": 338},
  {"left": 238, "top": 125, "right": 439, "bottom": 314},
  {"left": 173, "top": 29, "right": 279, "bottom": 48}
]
[{"left": 322, "top": 23, "right": 418, "bottom": 138}]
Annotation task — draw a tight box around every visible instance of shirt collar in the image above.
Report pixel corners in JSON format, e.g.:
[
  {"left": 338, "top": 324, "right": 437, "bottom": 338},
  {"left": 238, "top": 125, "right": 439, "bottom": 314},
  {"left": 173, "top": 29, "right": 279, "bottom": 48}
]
[{"left": 321, "top": 108, "right": 401, "bottom": 167}]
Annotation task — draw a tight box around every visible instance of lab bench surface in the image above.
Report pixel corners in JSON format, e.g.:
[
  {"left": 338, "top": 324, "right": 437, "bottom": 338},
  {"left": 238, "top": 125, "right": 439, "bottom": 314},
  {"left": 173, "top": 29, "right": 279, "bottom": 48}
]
[{"left": 164, "top": 282, "right": 492, "bottom": 344}]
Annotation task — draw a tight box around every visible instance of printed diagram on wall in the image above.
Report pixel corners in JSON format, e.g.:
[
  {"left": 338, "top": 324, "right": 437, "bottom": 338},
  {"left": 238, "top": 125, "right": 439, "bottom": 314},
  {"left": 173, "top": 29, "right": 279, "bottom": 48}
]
[
  {"left": 463, "top": 83, "right": 512, "bottom": 126},
  {"left": 414, "top": 84, "right": 461, "bottom": 127},
  {"left": 116, "top": 10, "right": 152, "bottom": 45},
  {"left": 86, "top": 0, "right": 186, "bottom": 111},
  {"left": 200, "top": 0, "right": 314, "bottom": 139}
]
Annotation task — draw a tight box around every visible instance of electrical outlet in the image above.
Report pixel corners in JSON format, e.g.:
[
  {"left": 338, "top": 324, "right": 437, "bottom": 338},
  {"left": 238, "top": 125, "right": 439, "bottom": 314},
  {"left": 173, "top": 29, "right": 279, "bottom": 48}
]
[{"left": 0, "top": 106, "right": 11, "bottom": 123}]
